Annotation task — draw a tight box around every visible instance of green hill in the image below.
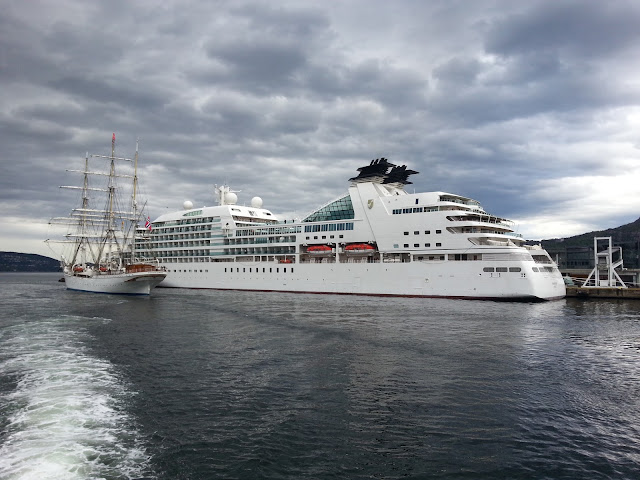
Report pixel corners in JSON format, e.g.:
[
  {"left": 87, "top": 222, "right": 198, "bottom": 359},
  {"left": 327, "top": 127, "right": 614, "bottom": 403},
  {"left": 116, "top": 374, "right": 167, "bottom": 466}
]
[{"left": 0, "top": 252, "right": 61, "bottom": 272}]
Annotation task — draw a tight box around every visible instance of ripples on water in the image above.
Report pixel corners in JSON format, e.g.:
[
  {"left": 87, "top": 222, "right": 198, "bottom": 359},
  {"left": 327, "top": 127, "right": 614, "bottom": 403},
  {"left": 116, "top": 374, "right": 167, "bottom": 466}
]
[
  {"left": 1, "top": 273, "right": 640, "bottom": 479},
  {"left": 0, "top": 320, "right": 148, "bottom": 479}
]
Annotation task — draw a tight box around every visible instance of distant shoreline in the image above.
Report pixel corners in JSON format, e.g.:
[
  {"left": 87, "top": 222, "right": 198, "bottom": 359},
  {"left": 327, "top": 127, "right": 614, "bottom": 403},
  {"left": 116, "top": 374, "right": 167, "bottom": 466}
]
[{"left": 0, "top": 252, "right": 60, "bottom": 273}]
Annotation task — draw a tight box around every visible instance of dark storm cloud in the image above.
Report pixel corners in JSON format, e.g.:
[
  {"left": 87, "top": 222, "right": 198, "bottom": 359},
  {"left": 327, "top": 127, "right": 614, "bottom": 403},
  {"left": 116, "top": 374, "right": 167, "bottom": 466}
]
[{"left": 485, "top": 1, "right": 640, "bottom": 58}]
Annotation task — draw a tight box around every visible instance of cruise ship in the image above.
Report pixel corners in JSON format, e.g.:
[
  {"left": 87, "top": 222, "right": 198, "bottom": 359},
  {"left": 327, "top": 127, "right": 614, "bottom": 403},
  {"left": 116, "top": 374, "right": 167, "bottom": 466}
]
[{"left": 136, "top": 158, "right": 565, "bottom": 301}]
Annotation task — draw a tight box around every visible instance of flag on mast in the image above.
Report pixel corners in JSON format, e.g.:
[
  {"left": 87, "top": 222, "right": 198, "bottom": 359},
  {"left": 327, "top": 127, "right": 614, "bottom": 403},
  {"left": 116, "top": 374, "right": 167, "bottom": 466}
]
[{"left": 145, "top": 216, "right": 152, "bottom": 231}]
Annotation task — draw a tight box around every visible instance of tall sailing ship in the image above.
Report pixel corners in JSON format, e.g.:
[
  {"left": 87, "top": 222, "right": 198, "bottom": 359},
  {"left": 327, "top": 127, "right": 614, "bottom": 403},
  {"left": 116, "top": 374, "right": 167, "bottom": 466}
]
[
  {"left": 135, "top": 158, "right": 565, "bottom": 301},
  {"left": 49, "top": 134, "right": 166, "bottom": 295}
]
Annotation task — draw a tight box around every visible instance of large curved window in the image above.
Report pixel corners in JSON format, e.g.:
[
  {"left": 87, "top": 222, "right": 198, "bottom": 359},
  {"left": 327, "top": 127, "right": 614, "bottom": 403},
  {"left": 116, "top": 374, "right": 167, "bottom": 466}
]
[{"left": 302, "top": 194, "right": 354, "bottom": 222}]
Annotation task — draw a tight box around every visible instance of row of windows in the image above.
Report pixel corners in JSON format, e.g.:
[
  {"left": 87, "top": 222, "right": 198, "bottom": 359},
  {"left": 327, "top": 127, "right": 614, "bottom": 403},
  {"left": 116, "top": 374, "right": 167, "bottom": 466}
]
[
  {"left": 225, "top": 267, "right": 293, "bottom": 274},
  {"left": 304, "top": 223, "right": 354, "bottom": 233},
  {"left": 392, "top": 207, "right": 439, "bottom": 214},
  {"left": 306, "top": 234, "right": 345, "bottom": 240},
  {"left": 395, "top": 243, "right": 442, "bottom": 248},
  {"left": 483, "top": 267, "right": 522, "bottom": 273},
  {"left": 152, "top": 224, "right": 218, "bottom": 234},
  {"left": 228, "top": 235, "right": 296, "bottom": 245},
  {"left": 154, "top": 217, "right": 220, "bottom": 228},
  {"left": 405, "top": 230, "right": 441, "bottom": 235},
  {"left": 236, "top": 226, "right": 301, "bottom": 236}
]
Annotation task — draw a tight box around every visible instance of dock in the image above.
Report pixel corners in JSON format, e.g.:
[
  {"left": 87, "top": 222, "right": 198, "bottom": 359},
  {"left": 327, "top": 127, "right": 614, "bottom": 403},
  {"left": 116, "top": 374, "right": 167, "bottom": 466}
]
[{"left": 566, "top": 286, "right": 640, "bottom": 299}]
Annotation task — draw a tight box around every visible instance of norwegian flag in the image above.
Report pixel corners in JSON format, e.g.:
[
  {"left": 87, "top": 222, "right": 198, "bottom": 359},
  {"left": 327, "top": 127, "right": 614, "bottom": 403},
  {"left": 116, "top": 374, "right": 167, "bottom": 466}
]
[{"left": 145, "top": 216, "right": 152, "bottom": 231}]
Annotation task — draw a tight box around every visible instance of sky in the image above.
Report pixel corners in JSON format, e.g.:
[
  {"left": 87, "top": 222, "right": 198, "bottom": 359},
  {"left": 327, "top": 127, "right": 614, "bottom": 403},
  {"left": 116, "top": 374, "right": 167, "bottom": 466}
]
[{"left": 2, "top": 0, "right": 640, "bottom": 257}]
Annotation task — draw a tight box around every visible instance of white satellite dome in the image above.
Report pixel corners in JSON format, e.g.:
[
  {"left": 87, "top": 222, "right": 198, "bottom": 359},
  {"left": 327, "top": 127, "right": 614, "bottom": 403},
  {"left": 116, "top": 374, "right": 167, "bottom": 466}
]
[
  {"left": 224, "top": 192, "right": 238, "bottom": 205},
  {"left": 251, "top": 196, "right": 263, "bottom": 208},
  {"left": 183, "top": 200, "right": 194, "bottom": 210}
]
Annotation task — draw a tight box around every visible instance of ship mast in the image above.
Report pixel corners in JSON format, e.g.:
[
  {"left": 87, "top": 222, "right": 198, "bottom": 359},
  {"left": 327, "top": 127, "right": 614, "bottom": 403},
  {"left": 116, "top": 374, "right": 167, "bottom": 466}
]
[
  {"left": 131, "top": 138, "right": 139, "bottom": 262},
  {"left": 95, "top": 133, "right": 121, "bottom": 266},
  {"left": 69, "top": 152, "right": 92, "bottom": 266}
]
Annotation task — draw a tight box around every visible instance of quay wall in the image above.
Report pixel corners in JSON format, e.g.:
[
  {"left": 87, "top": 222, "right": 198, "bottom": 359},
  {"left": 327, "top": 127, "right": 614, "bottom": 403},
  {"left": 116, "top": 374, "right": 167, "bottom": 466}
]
[{"left": 566, "top": 286, "right": 640, "bottom": 299}]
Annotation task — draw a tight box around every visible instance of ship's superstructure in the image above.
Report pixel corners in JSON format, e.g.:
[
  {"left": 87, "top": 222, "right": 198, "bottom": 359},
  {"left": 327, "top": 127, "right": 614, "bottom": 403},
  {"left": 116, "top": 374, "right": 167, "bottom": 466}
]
[{"left": 135, "top": 158, "right": 565, "bottom": 300}]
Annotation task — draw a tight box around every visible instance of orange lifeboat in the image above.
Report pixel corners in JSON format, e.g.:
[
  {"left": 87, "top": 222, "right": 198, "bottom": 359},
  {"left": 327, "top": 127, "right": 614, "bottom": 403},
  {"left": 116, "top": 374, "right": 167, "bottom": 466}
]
[
  {"left": 344, "top": 243, "right": 375, "bottom": 254},
  {"left": 73, "top": 266, "right": 84, "bottom": 273},
  {"left": 279, "top": 259, "right": 293, "bottom": 264},
  {"left": 307, "top": 245, "right": 332, "bottom": 254},
  {"left": 345, "top": 243, "right": 375, "bottom": 251}
]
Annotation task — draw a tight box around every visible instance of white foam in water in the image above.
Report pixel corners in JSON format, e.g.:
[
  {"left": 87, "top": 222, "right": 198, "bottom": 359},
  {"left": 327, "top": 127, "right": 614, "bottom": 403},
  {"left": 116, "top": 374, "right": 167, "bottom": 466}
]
[{"left": 0, "top": 318, "right": 150, "bottom": 480}]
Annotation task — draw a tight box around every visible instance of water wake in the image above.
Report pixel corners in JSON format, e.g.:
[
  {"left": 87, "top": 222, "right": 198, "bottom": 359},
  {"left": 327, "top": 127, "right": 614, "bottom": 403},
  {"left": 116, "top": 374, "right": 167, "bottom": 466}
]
[{"left": 0, "top": 317, "right": 150, "bottom": 480}]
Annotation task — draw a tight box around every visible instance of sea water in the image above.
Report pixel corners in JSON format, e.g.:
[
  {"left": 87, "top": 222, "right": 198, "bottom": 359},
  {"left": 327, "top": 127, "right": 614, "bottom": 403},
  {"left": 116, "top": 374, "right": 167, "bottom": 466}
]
[{"left": 1, "top": 273, "right": 639, "bottom": 479}]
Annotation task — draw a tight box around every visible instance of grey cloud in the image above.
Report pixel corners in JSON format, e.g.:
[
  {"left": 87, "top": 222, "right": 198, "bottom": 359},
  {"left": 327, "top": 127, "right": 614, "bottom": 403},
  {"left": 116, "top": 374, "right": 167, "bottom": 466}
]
[{"left": 485, "top": 1, "right": 640, "bottom": 58}]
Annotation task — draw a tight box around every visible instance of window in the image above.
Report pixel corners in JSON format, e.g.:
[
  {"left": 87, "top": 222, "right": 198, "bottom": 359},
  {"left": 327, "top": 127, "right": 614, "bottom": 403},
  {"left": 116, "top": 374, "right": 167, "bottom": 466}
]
[
  {"left": 404, "top": 232, "right": 409, "bottom": 235},
  {"left": 483, "top": 267, "right": 495, "bottom": 272},
  {"left": 509, "top": 267, "right": 521, "bottom": 272},
  {"left": 425, "top": 243, "right": 431, "bottom": 247},
  {"left": 436, "top": 230, "right": 442, "bottom": 234},
  {"left": 425, "top": 230, "right": 430, "bottom": 234},
  {"left": 496, "top": 267, "right": 508, "bottom": 272},
  {"left": 414, "top": 231, "right": 419, "bottom": 235},
  {"left": 302, "top": 194, "right": 354, "bottom": 222},
  {"left": 414, "top": 244, "right": 419, "bottom": 247},
  {"left": 404, "top": 244, "right": 409, "bottom": 248},
  {"left": 436, "top": 243, "right": 441, "bottom": 247}
]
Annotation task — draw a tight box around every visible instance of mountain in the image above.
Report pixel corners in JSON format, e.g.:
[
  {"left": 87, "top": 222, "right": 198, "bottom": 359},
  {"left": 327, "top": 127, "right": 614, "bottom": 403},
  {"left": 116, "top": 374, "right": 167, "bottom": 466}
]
[
  {"left": 541, "top": 217, "right": 640, "bottom": 247},
  {"left": 541, "top": 217, "right": 640, "bottom": 269},
  {"left": 0, "top": 252, "right": 61, "bottom": 272}
]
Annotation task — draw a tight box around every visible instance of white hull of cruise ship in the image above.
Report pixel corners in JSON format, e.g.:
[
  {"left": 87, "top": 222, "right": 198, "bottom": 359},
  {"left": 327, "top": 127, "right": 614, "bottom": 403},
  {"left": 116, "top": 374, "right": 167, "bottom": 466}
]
[
  {"left": 137, "top": 158, "right": 566, "bottom": 301},
  {"left": 64, "top": 271, "right": 167, "bottom": 295},
  {"left": 158, "top": 260, "right": 564, "bottom": 300}
]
